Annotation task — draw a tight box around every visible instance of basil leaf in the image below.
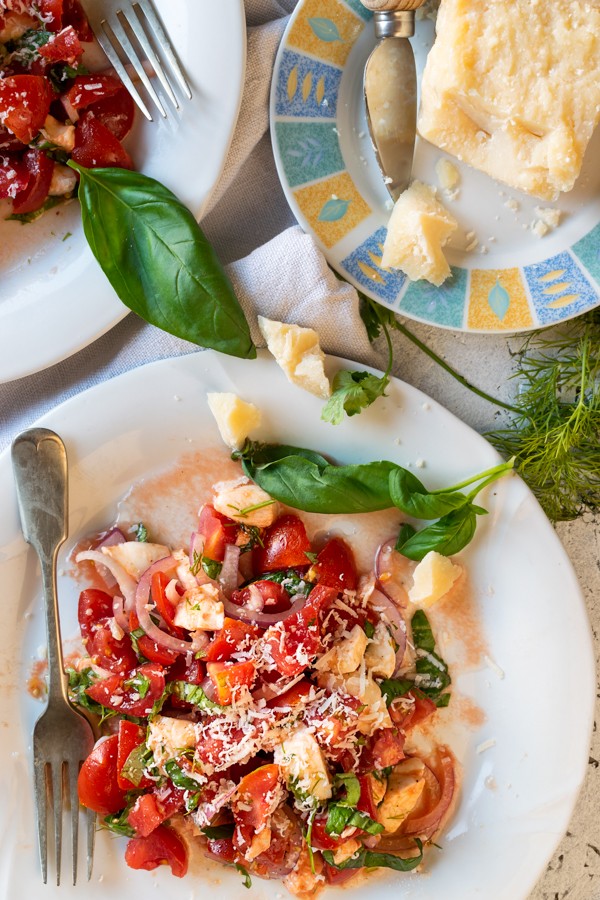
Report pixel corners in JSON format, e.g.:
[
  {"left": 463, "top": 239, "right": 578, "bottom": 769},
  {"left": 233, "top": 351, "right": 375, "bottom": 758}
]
[
  {"left": 323, "top": 839, "right": 423, "bottom": 872},
  {"left": 202, "top": 823, "right": 235, "bottom": 840},
  {"left": 121, "top": 744, "right": 152, "bottom": 787},
  {"left": 395, "top": 523, "right": 416, "bottom": 551},
  {"left": 322, "top": 370, "right": 389, "bottom": 425},
  {"left": 397, "top": 506, "right": 478, "bottom": 560},
  {"left": 363, "top": 620, "right": 375, "bottom": 639},
  {"left": 202, "top": 556, "right": 222, "bottom": 580},
  {"left": 124, "top": 671, "right": 151, "bottom": 699},
  {"left": 103, "top": 806, "right": 136, "bottom": 838},
  {"left": 411, "top": 610, "right": 436, "bottom": 653},
  {"left": 412, "top": 610, "right": 451, "bottom": 705},
  {"left": 326, "top": 804, "right": 384, "bottom": 836},
  {"left": 169, "top": 680, "right": 225, "bottom": 711},
  {"left": 389, "top": 469, "right": 469, "bottom": 519},
  {"left": 379, "top": 678, "right": 414, "bottom": 706},
  {"left": 69, "top": 164, "right": 256, "bottom": 359},
  {"left": 256, "top": 569, "right": 314, "bottom": 597},
  {"left": 333, "top": 773, "right": 361, "bottom": 807},
  {"left": 165, "top": 759, "right": 203, "bottom": 792},
  {"left": 235, "top": 863, "right": 252, "bottom": 889}
]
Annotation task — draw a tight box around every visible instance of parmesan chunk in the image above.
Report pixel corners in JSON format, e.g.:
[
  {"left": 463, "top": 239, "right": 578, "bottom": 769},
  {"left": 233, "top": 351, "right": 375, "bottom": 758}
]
[
  {"left": 364, "top": 620, "right": 396, "bottom": 679},
  {"left": 313, "top": 624, "right": 368, "bottom": 675},
  {"left": 147, "top": 715, "right": 197, "bottom": 768},
  {"left": 377, "top": 759, "right": 426, "bottom": 833},
  {"left": 174, "top": 583, "right": 224, "bottom": 631},
  {"left": 212, "top": 480, "right": 279, "bottom": 528},
  {"left": 207, "top": 393, "right": 262, "bottom": 451},
  {"left": 274, "top": 727, "right": 332, "bottom": 802},
  {"left": 418, "top": 0, "right": 600, "bottom": 199},
  {"left": 381, "top": 182, "right": 458, "bottom": 286},
  {"left": 257, "top": 316, "right": 331, "bottom": 400},
  {"left": 408, "top": 551, "right": 462, "bottom": 607},
  {"left": 101, "top": 541, "right": 170, "bottom": 582}
]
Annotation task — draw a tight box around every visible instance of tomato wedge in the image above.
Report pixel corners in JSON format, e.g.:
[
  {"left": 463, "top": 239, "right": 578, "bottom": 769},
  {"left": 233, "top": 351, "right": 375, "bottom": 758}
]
[
  {"left": 204, "top": 617, "right": 259, "bottom": 663},
  {"left": 38, "top": 25, "right": 82, "bottom": 64},
  {"left": 78, "top": 735, "right": 128, "bottom": 815},
  {"left": 0, "top": 76, "right": 52, "bottom": 143},
  {"left": 128, "top": 785, "right": 186, "bottom": 837},
  {"left": 0, "top": 153, "right": 30, "bottom": 200},
  {"left": 198, "top": 504, "right": 238, "bottom": 562},
  {"left": 231, "top": 579, "right": 291, "bottom": 614},
  {"left": 66, "top": 74, "right": 124, "bottom": 109},
  {"left": 62, "top": 0, "right": 93, "bottom": 41},
  {"left": 78, "top": 587, "right": 115, "bottom": 642},
  {"left": 84, "top": 88, "right": 135, "bottom": 141},
  {"left": 12, "top": 148, "right": 54, "bottom": 215},
  {"left": 88, "top": 619, "right": 138, "bottom": 674},
  {"left": 206, "top": 660, "right": 256, "bottom": 705},
  {"left": 232, "top": 764, "right": 280, "bottom": 854},
  {"left": 125, "top": 825, "right": 188, "bottom": 877},
  {"left": 254, "top": 514, "right": 311, "bottom": 572},
  {"left": 264, "top": 584, "right": 336, "bottom": 677},
  {"left": 116, "top": 721, "right": 153, "bottom": 791},
  {"left": 314, "top": 537, "right": 358, "bottom": 591},
  {"left": 85, "top": 662, "right": 165, "bottom": 716},
  {"left": 72, "top": 115, "right": 133, "bottom": 169}
]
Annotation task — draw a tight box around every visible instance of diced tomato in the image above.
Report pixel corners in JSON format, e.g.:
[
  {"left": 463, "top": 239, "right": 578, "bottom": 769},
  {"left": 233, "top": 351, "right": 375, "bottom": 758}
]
[
  {"left": 391, "top": 691, "right": 437, "bottom": 731},
  {"left": 205, "top": 837, "right": 237, "bottom": 865},
  {"left": 248, "top": 807, "right": 303, "bottom": 880},
  {"left": 83, "top": 88, "right": 135, "bottom": 141},
  {"left": 62, "top": 0, "right": 93, "bottom": 41},
  {"left": 231, "top": 579, "right": 291, "bottom": 614},
  {"left": 78, "top": 735, "right": 128, "bottom": 815},
  {"left": 264, "top": 584, "right": 336, "bottom": 677},
  {"left": 314, "top": 537, "right": 358, "bottom": 591},
  {"left": 128, "top": 783, "right": 186, "bottom": 837},
  {"left": 0, "top": 125, "right": 23, "bottom": 152},
  {"left": 198, "top": 505, "right": 238, "bottom": 562},
  {"left": 12, "top": 148, "right": 54, "bottom": 215},
  {"left": 66, "top": 74, "right": 124, "bottom": 109},
  {"left": 128, "top": 609, "right": 181, "bottom": 666},
  {"left": 309, "top": 814, "right": 355, "bottom": 851},
  {"left": 204, "top": 617, "right": 259, "bottom": 663},
  {"left": 116, "top": 721, "right": 153, "bottom": 791},
  {"left": 254, "top": 515, "right": 312, "bottom": 572},
  {"left": 124, "top": 825, "right": 188, "bottom": 877},
  {"left": 232, "top": 764, "right": 280, "bottom": 855},
  {"left": 38, "top": 25, "right": 82, "bottom": 64},
  {"left": 72, "top": 114, "right": 133, "bottom": 169},
  {"left": 266, "top": 678, "right": 313, "bottom": 710},
  {"left": 78, "top": 587, "right": 115, "bottom": 642},
  {"left": 304, "top": 690, "right": 361, "bottom": 752},
  {"left": 356, "top": 774, "right": 378, "bottom": 821},
  {"left": 38, "top": 0, "right": 63, "bottom": 31},
  {"left": 88, "top": 619, "right": 139, "bottom": 674},
  {"left": 167, "top": 653, "right": 205, "bottom": 684},
  {"left": 86, "top": 662, "right": 166, "bottom": 716},
  {"left": 206, "top": 660, "right": 256, "bottom": 705},
  {"left": 0, "top": 153, "right": 30, "bottom": 200},
  {"left": 0, "top": 76, "right": 52, "bottom": 144},
  {"left": 323, "top": 863, "right": 359, "bottom": 885},
  {"left": 150, "top": 571, "right": 180, "bottom": 634},
  {"left": 195, "top": 719, "right": 258, "bottom": 772},
  {"left": 364, "top": 728, "right": 406, "bottom": 770}
]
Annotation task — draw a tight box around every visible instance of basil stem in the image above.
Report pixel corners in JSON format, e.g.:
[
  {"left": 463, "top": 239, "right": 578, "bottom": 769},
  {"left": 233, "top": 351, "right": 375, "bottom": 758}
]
[{"left": 69, "top": 163, "right": 256, "bottom": 359}]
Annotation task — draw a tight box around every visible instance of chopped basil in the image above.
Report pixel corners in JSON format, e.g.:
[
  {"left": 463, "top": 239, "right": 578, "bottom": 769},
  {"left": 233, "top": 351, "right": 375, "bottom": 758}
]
[
  {"left": 103, "top": 795, "right": 139, "bottom": 838},
  {"left": 168, "top": 680, "right": 225, "bottom": 711},
  {"left": 363, "top": 620, "right": 375, "bottom": 639},
  {"left": 121, "top": 744, "right": 153, "bottom": 788},
  {"left": 395, "top": 523, "right": 416, "bottom": 552},
  {"left": 134, "top": 522, "right": 148, "bottom": 542},
  {"left": 66, "top": 667, "right": 118, "bottom": 725},
  {"left": 202, "top": 557, "right": 222, "bottom": 580},
  {"left": 332, "top": 773, "right": 361, "bottom": 807},
  {"left": 235, "top": 863, "right": 252, "bottom": 889},
  {"left": 412, "top": 610, "right": 451, "bottom": 706},
  {"left": 124, "top": 671, "right": 151, "bottom": 699},
  {"left": 325, "top": 804, "right": 383, "bottom": 837},
  {"left": 379, "top": 678, "right": 414, "bottom": 707},
  {"left": 202, "top": 823, "right": 235, "bottom": 840},
  {"left": 8, "top": 196, "right": 65, "bottom": 224},
  {"left": 165, "top": 759, "right": 203, "bottom": 793},
  {"left": 256, "top": 569, "right": 314, "bottom": 597},
  {"left": 322, "top": 839, "right": 423, "bottom": 872}
]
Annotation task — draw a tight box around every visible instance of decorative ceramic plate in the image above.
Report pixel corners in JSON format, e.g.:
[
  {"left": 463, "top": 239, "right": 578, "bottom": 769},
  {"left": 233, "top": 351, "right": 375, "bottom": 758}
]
[
  {"left": 270, "top": 0, "right": 600, "bottom": 333},
  {"left": 0, "top": 0, "right": 246, "bottom": 384},
  {"left": 0, "top": 350, "right": 594, "bottom": 899}
]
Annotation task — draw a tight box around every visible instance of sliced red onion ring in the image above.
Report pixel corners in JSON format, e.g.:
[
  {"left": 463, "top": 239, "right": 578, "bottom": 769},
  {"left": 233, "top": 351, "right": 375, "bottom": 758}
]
[
  {"left": 222, "top": 593, "right": 307, "bottom": 628},
  {"left": 96, "top": 527, "right": 127, "bottom": 549},
  {"left": 375, "top": 539, "right": 413, "bottom": 607},
  {"left": 400, "top": 752, "right": 455, "bottom": 839},
  {"left": 219, "top": 544, "right": 241, "bottom": 598},
  {"left": 76, "top": 550, "right": 137, "bottom": 612},
  {"left": 135, "top": 556, "right": 194, "bottom": 654},
  {"left": 112, "top": 595, "right": 130, "bottom": 633},
  {"left": 252, "top": 672, "right": 306, "bottom": 702},
  {"left": 192, "top": 781, "right": 237, "bottom": 829},
  {"left": 369, "top": 586, "right": 407, "bottom": 672}
]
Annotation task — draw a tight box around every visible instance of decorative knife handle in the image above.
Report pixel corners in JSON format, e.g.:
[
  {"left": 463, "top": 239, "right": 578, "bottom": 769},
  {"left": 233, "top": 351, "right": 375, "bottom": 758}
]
[{"left": 360, "top": 0, "right": 425, "bottom": 10}]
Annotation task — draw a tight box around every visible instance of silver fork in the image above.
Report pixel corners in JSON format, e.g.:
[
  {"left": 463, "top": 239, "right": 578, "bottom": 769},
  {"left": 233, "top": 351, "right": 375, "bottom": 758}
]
[
  {"left": 84, "top": 0, "right": 193, "bottom": 121},
  {"left": 12, "top": 429, "right": 96, "bottom": 886}
]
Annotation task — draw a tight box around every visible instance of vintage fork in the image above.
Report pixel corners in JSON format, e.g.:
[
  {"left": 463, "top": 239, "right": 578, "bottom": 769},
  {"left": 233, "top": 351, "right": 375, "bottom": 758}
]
[
  {"left": 84, "top": 0, "right": 192, "bottom": 121},
  {"left": 12, "top": 429, "right": 96, "bottom": 886}
]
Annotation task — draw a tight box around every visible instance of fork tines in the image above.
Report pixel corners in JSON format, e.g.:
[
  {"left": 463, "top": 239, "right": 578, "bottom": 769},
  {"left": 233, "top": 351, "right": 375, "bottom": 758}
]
[{"left": 92, "top": 0, "right": 192, "bottom": 121}]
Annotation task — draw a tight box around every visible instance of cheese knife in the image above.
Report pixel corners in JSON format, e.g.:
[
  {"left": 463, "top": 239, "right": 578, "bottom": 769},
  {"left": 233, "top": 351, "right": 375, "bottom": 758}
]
[{"left": 361, "top": 0, "right": 425, "bottom": 201}]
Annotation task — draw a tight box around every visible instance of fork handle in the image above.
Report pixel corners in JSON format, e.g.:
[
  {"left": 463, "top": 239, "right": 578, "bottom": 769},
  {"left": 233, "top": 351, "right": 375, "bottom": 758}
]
[{"left": 12, "top": 430, "right": 69, "bottom": 706}]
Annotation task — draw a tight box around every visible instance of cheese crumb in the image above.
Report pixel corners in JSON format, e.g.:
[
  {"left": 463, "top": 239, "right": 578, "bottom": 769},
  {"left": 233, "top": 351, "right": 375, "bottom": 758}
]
[{"left": 435, "top": 157, "right": 461, "bottom": 191}]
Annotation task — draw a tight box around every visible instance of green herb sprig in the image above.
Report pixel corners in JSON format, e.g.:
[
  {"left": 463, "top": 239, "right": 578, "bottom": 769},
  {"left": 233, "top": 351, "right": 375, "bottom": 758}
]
[{"left": 322, "top": 838, "right": 424, "bottom": 872}]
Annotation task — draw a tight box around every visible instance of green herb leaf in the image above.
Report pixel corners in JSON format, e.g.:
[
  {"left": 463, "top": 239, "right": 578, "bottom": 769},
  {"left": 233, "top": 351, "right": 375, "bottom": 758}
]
[
  {"left": 121, "top": 744, "right": 153, "bottom": 787},
  {"left": 322, "top": 839, "right": 423, "bottom": 872},
  {"left": 66, "top": 667, "right": 119, "bottom": 725},
  {"left": 103, "top": 805, "right": 136, "bottom": 838},
  {"left": 332, "top": 773, "right": 361, "bottom": 807},
  {"left": 396, "top": 506, "right": 478, "bottom": 560},
  {"left": 379, "top": 678, "right": 414, "bottom": 706},
  {"left": 363, "top": 620, "right": 375, "bottom": 639},
  {"left": 255, "top": 569, "right": 314, "bottom": 597},
  {"left": 359, "top": 295, "right": 397, "bottom": 343},
  {"left": 389, "top": 468, "right": 469, "bottom": 519},
  {"left": 202, "top": 823, "right": 235, "bottom": 840},
  {"left": 322, "top": 370, "right": 389, "bottom": 425},
  {"left": 124, "top": 671, "right": 151, "bottom": 699},
  {"left": 325, "top": 804, "right": 384, "bottom": 836},
  {"left": 411, "top": 610, "right": 451, "bottom": 705},
  {"left": 395, "top": 523, "right": 416, "bottom": 551},
  {"left": 169, "top": 680, "right": 225, "bottom": 711},
  {"left": 165, "top": 759, "right": 203, "bottom": 792},
  {"left": 235, "top": 863, "right": 252, "bottom": 889},
  {"left": 202, "top": 556, "right": 222, "bottom": 580},
  {"left": 69, "top": 164, "right": 256, "bottom": 359},
  {"left": 134, "top": 522, "right": 148, "bottom": 542},
  {"left": 8, "top": 196, "right": 64, "bottom": 224}
]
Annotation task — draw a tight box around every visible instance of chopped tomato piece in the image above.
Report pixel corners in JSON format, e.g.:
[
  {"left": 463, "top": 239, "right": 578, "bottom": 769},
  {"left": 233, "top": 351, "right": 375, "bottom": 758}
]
[
  {"left": 62, "top": 0, "right": 93, "bottom": 41},
  {"left": 83, "top": 88, "right": 135, "bottom": 141},
  {"left": 0, "top": 125, "right": 23, "bottom": 151},
  {"left": 127, "top": 609, "right": 181, "bottom": 665},
  {"left": 364, "top": 728, "right": 406, "bottom": 771},
  {"left": 0, "top": 76, "right": 52, "bottom": 144},
  {"left": 254, "top": 514, "right": 312, "bottom": 572},
  {"left": 314, "top": 537, "right": 358, "bottom": 591},
  {"left": 356, "top": 774, "right": 378, "bottom": 821},
  {"left": 309, "top": 814, "right": 355, "bottom": 851},
  {"left": 0, "top": 153, "right": 29, "bottom": 199},
  {"left": 78, "top": 587, "right": 115, "bottom": 642},
  {"left": 38, "top": 0, "right": 63, "bottom": 31},
  {"left": 264, "top": 584, "right": 336, "bottom": 677},
  {"left": 72, "top": 114, "right": 133, "bottom": 169},
  {"left": 12, "top": 148, "right": 54, "bottom": 215},
  {"left": 323, "top": 863, "right": 359, "bottom": 886},
  {"left": 78, "top": 735, "right": 128, "bottom": 815},
  {"left": 116, "top": 721, "right": 153, "bottom": 791},
  {"left": 204, "top": 617, "right": 259, "bottom": 663},
  {"left": 150, "top": 571, "right": 181, "bottom": 633},
  {"left": 232, "top": 764, "right": 280, "bottom": 855},
  {"left": 206, "top": 660, "right": 256, "bottom": 704},
  {"left": 66, "top": 74, "right": 124, "bottom": 109},
  {"left": 266, "top": 678, "right": 313, "bottom": 710},
  {"left": 85, "top": 662, "right": 165, "bottom": 716},
  {"left": 127, "top": 793, "right": 162, "bottom": 838},
  {"left": 205, "top": 837, "right": 237, "bottom": 865},
  {"left": 231, "top": 579, "right": 291, "bottom": 614},
  {"left": 198, "top": 504, "right": 238, "bottom": 562},
  {"left": 166, "top": 653, "right": 205, "bottom": 684},
  {"left": 124, "top": 825, "right": 188, "bottom": 877},
  {"left": 88, "top": 619, "right": 139, "bottom": 674},
  {"left": 391, "top": 691, "right": 437, "bottom": 731},
  {"left": 38, "top": 25, "right": 82, "bottom": 64}
]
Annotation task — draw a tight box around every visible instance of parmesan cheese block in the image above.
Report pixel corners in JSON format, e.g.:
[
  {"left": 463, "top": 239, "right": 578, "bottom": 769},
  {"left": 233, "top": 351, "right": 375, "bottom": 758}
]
[
  {"left": 207, "top": 392, "right": 261, "bottom": 451},
  {"left": 381, "top": 181, "right": 458, "bottom": 286},
  {"left": 408, "top": 550, "right": 462, "bottom": 608},
  {"left": 418, "top": 0, "right": 600, "bottom": 200},
  {"left": 257, "top": 317, "right": 331, "bottom": 399}
]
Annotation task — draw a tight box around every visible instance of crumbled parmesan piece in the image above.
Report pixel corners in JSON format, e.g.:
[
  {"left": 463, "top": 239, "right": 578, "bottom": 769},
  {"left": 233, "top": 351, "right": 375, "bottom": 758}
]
[
  {"left": 408, "top": 551, "right": 462, "bottom": 607},
  {"left": 435, "top": 157, "right": 461, "bottom": 191},
  {"left": 207, "top": 393, "right": 262, "bottom": 451}
]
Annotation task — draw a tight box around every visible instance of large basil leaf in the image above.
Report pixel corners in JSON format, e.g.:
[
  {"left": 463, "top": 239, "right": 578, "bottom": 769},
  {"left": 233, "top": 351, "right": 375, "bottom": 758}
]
[
  {"left": 396, "top": 506, "right": 480, "bottom": 560},
  {"left": 322, "top": 839, "right": 423, "bottom": 872},
  {"left": 389, "top": 468, "right": 469, "bottom": 519},
  {"left": 70, "top": 163, "right": 256, "bottom": 359},
  {"left": 412, "top": 610, "right": 451, "bottom": 705}
]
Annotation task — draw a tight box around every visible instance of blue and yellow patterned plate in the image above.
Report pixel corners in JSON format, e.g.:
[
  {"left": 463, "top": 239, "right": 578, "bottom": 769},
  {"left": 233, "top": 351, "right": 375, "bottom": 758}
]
[{"left": 270, "top": 0, "right": 600, "bottom": 333}]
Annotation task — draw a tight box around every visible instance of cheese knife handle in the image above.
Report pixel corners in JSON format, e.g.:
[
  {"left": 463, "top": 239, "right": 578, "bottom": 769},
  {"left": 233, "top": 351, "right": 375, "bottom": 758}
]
[{"left": 360, "top": 0, "right": 425, "bottom": 10}]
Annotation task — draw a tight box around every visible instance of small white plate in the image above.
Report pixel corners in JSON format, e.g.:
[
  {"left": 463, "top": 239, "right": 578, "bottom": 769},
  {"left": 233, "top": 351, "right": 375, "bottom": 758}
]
[
  {"left": 0, "top": 0, "right": 246, "bottom": 384},
  {"left": 0, "top": 350, "right": 594, "bottom": 899},
  {"left": 271, "top": 0, "right": 600, "bottom": 333}
]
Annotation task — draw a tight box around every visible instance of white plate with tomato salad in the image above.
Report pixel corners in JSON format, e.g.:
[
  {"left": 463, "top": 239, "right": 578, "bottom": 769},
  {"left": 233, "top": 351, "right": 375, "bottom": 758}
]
[
  {"left": 0, "top": 0, "right": 246, "bottom": 383},
  {"left": 0, "top": 350, "right": 594, "bottom": 899}
]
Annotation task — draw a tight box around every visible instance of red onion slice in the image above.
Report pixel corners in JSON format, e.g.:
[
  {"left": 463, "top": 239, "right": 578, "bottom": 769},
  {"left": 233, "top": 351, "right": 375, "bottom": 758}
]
[
  {"left": 400, "top": 751, "right": 455, "bottom": 839},
  {"left": 375, "top": 539, "right": 413, "bottom": 607},
  {"left": 192, "top": 780, "right": 237, "bottom": 828},
  {"left": 219, "top": 544, "right": 241, "bottom": 598},
  {"left": 222, "top": 594, "right": 307, "bottom": 627},
  {"left": 96, "top": 527, "right": 127, "bottom": 549},
  {"left": 369, "top": 586, "right": 407, "bottom": 672},
  {"left": 112, "top": 595, "right": 130, "bottom": 633},
  {"left": 76, "top": 550, "right": 137, "bottom": 612},
  {"left": 189, "top": 531, "right": 204, "bottom": 569},
  {"left": 135, "top": 556, "right": 194, "bottom": 654}
]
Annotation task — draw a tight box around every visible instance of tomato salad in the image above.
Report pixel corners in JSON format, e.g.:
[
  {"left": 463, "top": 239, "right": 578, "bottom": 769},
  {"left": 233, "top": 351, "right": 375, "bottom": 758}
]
[
  {"left": 0, "top": 0, "right": 134, "bottom": 220},
  {"left": 72, "top": 476, "right": 457, "bottom": 893}
]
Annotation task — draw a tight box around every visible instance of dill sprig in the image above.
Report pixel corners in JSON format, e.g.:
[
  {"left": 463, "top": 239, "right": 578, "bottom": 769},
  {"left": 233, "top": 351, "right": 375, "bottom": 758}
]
[{"left": 486, "top": 313, "right": 600, "bottom": 521}]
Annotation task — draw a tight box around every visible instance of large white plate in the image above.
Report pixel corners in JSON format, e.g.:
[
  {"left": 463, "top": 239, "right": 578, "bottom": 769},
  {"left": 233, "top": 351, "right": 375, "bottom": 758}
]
[
  {"left": 0, "top": 350, "right": 594, "bottom": 899},
  {"left": 0, "top": 0, "right": 246, "bottom": 384},
  {"left": 271, "top": 0, "right": 600, "bottom": 333}
]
